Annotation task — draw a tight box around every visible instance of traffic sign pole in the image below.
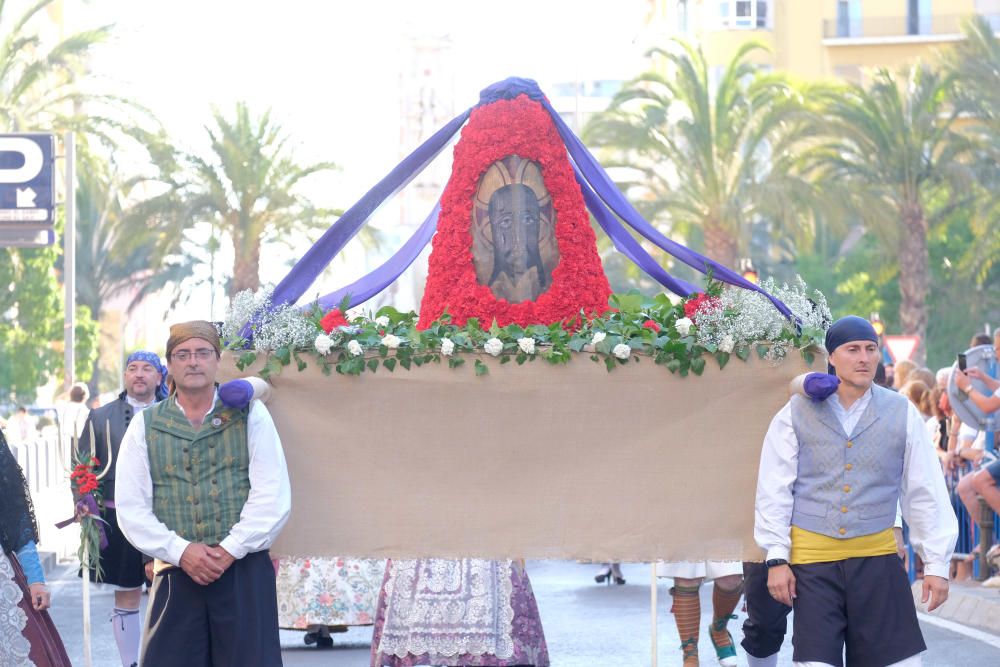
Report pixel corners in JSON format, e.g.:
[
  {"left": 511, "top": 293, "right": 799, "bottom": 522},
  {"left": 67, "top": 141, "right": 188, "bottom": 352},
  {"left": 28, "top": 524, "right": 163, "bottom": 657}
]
[{"left": 64, "top": 132, "right": 75, "bottom": 392}]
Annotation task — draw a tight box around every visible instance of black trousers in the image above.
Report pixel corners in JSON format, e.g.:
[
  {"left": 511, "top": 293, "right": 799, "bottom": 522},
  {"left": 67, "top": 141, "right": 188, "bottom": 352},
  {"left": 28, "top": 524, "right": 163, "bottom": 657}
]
[
  {"left": 791, "top": 554, "right": 925, "bottom": 667},
  {"left": 740, "top": 561, "right": 791, "bottom": 658},
  {"left": 141, "top": 550, "right": 282, "bottom": 667}
]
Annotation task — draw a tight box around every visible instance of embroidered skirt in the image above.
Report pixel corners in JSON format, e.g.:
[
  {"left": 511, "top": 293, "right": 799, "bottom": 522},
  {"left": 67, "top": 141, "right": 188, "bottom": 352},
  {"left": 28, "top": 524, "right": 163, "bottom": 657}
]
[
  {"left": 370, "top": 559, "right": 550, "bottom": 666},
  {"left": 0, "top": 549, "right": 71, "bottom": 667}
]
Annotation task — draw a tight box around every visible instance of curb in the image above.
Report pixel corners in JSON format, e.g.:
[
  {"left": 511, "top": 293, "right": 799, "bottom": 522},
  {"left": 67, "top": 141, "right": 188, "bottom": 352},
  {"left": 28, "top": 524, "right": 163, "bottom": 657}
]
[{"left": 912, "top": 580, "right": 1000, "bottom": 635}]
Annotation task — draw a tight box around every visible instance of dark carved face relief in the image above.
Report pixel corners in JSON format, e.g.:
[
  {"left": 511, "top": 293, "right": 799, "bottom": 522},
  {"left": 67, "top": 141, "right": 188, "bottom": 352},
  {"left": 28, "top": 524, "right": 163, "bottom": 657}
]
[
  {"left": 486, "top": 184, "right": 547, "bottom": 301},
  {"left": 470, "top": 156, "right": 559, "bottom": 303}
]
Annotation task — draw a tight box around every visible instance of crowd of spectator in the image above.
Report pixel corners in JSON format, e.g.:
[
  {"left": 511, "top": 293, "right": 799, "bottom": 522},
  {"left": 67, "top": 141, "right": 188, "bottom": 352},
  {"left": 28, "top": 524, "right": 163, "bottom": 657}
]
[{"left": 892, "top": 330, "right": 1000, "bottom": 585}]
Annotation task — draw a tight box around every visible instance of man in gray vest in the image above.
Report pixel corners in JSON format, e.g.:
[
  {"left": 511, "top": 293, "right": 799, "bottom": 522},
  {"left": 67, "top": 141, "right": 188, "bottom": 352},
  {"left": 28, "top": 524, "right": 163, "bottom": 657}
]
[
  {"left": 116, "top": 321, "right": 291, "bottom": 666},
  {"left": 77, "top": 350, "right": 166, "bottom": 667},
  {"left": 755, "top": 315, "right": 957, "bottom": 666}
]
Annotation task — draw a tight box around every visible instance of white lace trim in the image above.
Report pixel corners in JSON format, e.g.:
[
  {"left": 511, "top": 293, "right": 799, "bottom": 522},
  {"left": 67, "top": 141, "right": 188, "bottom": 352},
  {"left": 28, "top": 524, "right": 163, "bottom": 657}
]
[
  {"left": 378, "top": 558, "right": 515, "bottom": 659},
  {"left": 0, "top": 550, "right": 34, "bottom": 666}
]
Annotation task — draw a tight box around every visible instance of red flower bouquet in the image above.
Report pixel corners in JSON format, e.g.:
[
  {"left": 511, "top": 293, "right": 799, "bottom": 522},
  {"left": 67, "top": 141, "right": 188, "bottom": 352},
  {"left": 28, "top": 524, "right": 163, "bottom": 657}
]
[{"left": 67, "top": 453, "right": 108, "bottom": 580}]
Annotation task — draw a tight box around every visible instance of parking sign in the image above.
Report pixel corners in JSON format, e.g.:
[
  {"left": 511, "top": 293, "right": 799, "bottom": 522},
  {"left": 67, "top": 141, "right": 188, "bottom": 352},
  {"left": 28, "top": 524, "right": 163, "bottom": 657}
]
[{"left": 0, "top": 134, "right": 55, "bottom": 232}]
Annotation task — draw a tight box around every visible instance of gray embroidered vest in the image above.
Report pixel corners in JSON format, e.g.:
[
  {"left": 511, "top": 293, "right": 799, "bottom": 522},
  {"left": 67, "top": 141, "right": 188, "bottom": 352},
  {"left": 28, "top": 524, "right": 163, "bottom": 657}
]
[
  {"left": 144, "top": 398, "right": 251, "bottom": 545},
  {"left": 789, "top": 385, "right": 908, "bottom": 539}
]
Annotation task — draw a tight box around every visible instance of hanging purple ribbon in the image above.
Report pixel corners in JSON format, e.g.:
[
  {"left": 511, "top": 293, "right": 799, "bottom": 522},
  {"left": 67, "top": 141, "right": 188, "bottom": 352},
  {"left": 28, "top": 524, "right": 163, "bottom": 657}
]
[
  {"left": 264, "top": 109, "right": 471, "bottom": 312},
  {"left": 539, "top": 94, "right": 796, "bottom": 322},
  {"left": 574, "top": 167, "right": 697, "bottom": 297},
  {"left": 314, "top": 203, "right": 440, "bottom": 311}
]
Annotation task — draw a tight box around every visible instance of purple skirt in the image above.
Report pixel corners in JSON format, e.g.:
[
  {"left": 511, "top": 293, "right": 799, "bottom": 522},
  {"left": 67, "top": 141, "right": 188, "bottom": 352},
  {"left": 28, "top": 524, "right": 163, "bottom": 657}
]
[{"left": 370, "top": 559, "right": 550, "bottom": 666}]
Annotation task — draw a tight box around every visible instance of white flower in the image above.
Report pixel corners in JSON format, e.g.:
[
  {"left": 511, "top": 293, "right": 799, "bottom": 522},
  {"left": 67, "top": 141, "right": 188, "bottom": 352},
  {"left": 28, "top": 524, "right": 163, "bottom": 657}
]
[
  {"left": 440, "top": 337, "right": 455, "bottom": 356},
  {"left": 591, "top": 331, "right": 607, "bottom": 345},
  {"left": 314, "top": 334, "right": 334, "bottom": 355},
  {"left": 719, "top": 334, "right": 735, "bottom": 354},
  {"left": 484, "top": 337, "right": 504, "bottom": 356},
  {"left": 612, "top": 343, "right": 631, "bottom": 360},
  {"left": 381, "top": 334, "right": 401, "bottom": 349},
  {"left": 374, "top": 315, "right": 390, "bottom": 328},
  {"left": 517, "top": 337, "right": 535, "bottom": 355},
  {"left": 675, "top": 317, "right": 694, "bottom": 336},
  {"left": 347, "top": 340, "right": 364, "bottom": 357}
]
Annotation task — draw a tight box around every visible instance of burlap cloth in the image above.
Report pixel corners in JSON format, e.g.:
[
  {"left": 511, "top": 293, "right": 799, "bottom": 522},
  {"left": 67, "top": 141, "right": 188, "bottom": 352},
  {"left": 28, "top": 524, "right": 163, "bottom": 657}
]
[{"left": 221, "top": 350, "right": 820, "bottom": 561}]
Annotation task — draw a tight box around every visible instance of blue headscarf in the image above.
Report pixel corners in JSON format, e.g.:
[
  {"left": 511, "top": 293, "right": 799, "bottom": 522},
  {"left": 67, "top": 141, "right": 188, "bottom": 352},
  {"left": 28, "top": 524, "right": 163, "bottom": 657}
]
[
  {"left": 824, "top": 316, "right": 880, "bottom": 375},
  {"left": 126, "top": 350, "right": 168, "bottom": 400}
]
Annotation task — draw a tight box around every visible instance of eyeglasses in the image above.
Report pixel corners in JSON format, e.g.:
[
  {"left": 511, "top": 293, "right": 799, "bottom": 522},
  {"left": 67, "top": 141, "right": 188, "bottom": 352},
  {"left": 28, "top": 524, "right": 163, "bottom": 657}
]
[{"left": 171, "top": 349, "right": 216, "bottom": 362}]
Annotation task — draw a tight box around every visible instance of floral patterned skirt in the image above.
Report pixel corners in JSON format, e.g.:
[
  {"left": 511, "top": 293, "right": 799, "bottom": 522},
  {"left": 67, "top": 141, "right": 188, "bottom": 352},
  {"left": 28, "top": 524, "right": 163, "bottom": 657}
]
[
  {"left": 370, "top": 559, "right": 550, "bottom": 666},
  {"left": 275, "top": 556, "right": 385, "bottom": 628}
]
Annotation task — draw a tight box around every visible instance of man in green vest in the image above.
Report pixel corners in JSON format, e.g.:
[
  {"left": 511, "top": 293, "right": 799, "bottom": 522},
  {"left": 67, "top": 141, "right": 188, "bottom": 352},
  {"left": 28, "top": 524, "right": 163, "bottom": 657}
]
[{"left": 116, "top": 320, "right": 291, "bottom": 666}]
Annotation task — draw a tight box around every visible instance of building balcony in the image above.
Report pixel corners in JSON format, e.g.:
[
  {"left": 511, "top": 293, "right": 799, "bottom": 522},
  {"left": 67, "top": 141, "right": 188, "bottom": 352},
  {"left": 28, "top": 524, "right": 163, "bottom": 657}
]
[{"left": 822, "top": 13, "right": 1000, "bottom": 42}]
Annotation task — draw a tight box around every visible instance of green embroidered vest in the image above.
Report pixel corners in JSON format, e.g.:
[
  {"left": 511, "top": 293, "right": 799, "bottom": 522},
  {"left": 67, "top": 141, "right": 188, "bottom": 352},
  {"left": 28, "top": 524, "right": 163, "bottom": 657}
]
[{"left": 144, "top": 398, "right": 251, "bottom": 545}]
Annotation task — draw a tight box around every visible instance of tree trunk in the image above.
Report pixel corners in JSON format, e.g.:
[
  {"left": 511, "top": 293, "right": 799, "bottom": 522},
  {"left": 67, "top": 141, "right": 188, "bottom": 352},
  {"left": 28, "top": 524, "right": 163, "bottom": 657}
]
[
  {"left": 230, "top": 233, "right": 261, "bottom": 296},
  {"left": 702, "top": 218, "right": 740, "bottom": 272},
  {"left": 898, "top": 202, "right": 929, "bottom": 365}
]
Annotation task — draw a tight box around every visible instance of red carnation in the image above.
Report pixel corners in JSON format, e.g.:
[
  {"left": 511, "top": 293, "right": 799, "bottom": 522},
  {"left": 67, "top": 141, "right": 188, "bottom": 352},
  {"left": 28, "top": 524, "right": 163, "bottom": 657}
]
[
  {"left": 320, "top": 308, "right": 349, "bottom": 333},
  {"left": 642, "top": 319, "right": 661, "bottom": 332},
  {"left": 683, "top": 293, "right": 720, "bottom": 321}
]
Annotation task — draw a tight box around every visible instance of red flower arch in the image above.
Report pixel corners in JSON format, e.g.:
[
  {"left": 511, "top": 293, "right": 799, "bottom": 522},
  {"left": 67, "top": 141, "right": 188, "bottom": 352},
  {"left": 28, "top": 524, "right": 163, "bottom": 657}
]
[{"left": 418, "top": 95, "right": 611, "bottom": 329}]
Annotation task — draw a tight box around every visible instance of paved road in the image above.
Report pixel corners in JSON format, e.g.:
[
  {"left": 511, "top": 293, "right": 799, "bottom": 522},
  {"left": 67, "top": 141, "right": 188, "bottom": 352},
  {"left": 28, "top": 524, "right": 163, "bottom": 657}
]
[{"left": 47, "top": 560, "right": 1000, "bottom": 666}]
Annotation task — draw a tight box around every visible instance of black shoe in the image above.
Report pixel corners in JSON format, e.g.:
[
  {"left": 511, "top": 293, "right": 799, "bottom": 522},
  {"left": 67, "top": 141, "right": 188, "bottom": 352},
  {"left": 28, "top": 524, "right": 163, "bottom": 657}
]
[
  {"left": 317, "top": 635, "right": 334, "bottom": 648},
  {"left": 595, "top": 573, "right": 609, "bottom": 584},
  {"left": 613, "top": 575, "right": 626, "bottom": 585}
]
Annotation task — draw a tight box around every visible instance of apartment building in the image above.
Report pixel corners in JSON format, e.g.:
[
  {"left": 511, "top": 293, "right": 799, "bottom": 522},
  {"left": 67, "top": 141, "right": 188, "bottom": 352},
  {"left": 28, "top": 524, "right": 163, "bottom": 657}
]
[{"left": 649, "top": 0, "right": 999, "bottom": 81}]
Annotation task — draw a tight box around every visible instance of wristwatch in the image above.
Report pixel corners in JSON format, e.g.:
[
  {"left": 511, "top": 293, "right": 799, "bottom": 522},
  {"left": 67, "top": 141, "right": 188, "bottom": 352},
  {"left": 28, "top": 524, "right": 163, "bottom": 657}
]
[{"left": 765, "top": 558, "right": 789, "bottom": 569}]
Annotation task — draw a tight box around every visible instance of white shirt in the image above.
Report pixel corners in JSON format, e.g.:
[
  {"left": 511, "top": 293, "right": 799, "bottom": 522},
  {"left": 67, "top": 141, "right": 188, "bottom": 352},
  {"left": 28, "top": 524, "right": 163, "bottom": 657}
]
[
  {"left": 125, "top": 395, "right": 154, "bottom": 410},
  {"left": 115, "top": 394, "right": 291, "bottom": 565},
  {"left": 755, "top": 388, "right": 958, "bottom": 579}
]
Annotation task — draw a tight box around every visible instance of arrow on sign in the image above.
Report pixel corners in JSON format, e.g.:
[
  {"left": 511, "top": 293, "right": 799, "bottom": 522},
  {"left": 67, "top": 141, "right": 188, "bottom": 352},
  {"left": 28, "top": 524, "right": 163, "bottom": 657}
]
[{"left": 16, "top": 187, "right": 36, "bottom": 208}]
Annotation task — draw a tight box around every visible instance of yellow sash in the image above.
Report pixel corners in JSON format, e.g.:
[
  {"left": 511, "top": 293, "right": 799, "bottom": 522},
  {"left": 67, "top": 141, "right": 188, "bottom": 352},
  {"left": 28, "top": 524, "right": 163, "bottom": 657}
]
[{"left": 790, "top": 526, "right": 897, "bottom": 565}]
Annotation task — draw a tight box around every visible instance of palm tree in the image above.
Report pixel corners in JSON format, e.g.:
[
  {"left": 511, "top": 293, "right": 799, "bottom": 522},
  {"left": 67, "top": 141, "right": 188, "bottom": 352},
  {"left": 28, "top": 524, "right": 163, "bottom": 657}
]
[
  {"left": 944, "top": 16, "right": 1000, "bottom": 286},
  {"left": 801, "top": 65, "right": 972, "bottom": 364},
  {"left": 583, "top": 39, "right": 819, "bottom": 270},
  {"left": 74, "top": 146, "right": 196, "bottom": 391},
  {"left": 0, "top": 0, "right": 115, "bottom": 396},
  {"left": 179, "top": 102, "right": 341, "bottom": 296},
  {"left": 0, "top": 0, "right": 116, "bottom": 134}
]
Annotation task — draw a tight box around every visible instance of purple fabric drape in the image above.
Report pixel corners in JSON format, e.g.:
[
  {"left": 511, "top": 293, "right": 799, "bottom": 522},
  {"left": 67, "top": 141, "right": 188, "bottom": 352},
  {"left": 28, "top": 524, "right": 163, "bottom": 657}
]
[
  {"left": 313, "top": 203, "right": 440, "bottom": 311},
  {"left": 253, "top": 76, "right": 794, "bottom": 332},
  {"left": 265, "top": 110, "right": 470, "bottom": 312},
  {"left": 574, "top": 167, "right": 697, "bottom": 297},
  {"left": 540, "top": 95, "right": 795, "bottom": 322}
]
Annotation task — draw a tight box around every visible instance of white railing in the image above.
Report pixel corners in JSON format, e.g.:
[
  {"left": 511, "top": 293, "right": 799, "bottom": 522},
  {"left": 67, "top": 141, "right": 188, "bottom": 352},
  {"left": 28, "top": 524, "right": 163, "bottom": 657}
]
[{"left": 12, "top": 431, "right": 78, "bottom": 560}]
